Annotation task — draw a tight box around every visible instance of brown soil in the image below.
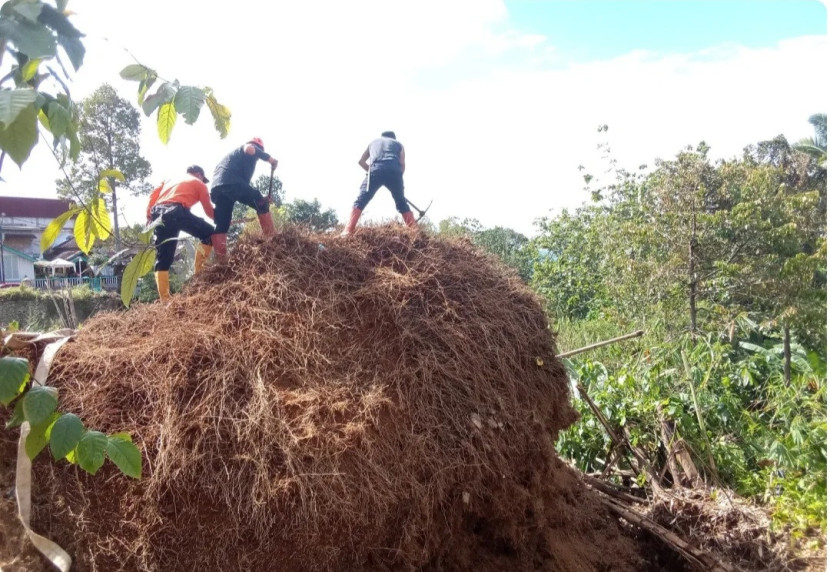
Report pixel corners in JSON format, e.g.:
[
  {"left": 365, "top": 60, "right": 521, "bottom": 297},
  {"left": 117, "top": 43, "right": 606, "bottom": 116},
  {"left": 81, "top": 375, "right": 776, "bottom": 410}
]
[{"left": 11, "top": 226, "right": 644, "bottom": 571}]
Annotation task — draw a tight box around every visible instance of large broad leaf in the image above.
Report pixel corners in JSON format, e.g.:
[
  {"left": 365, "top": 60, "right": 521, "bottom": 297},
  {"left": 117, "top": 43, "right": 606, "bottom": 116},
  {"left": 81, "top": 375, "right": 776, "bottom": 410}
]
[
  {"left": 0, "top": 89, "right": 37, "bottom": 128},
  {"left": 76, "top": 430, "right": 107, "bottom": 475},
  {"left": 106, "top": 434, "right": 141, "bottom": 478},
  {"left": 121, "top": 248, "right": 156, "bottom": 307},
  {"left": 40, "top": 207, "right": 78, "bottom": 252},
  {"left": 45, "top": 99, "right": 71, "bottom": 138},
  {"left": 50, "top": 413, "right": 84, "bottom": 460},
  {"left": 57, "top": 34, "right": 85, "bottom": 71},
  {"left": 157, "top": 101, "right": 176, "bottom": 144},
  {"left": 74, "top": 208, "right": 95, "bottom": 254},
  {"left": 120, "top": 64, "right": 153, "bottom": 81},
  {"left": 13, "top": 1, "right": 43, "bottom": 22},
  {"left": 173, "top": 86, "right": 204, "bottom": 125},
  {"left": 142, "top": 81, "right": 176, "bottom": 117},
  {"left": 0, "top": 103, "right": 38, "bottom": 167},
  {"left": 0, "top": 18, "right": 57, "bottom": 60},
  {"left": 100, "top": 168, "right": 126, "bottom": 182},
  {"left": 25, "top": 413, "right": 60, "bottom": 461},
  {"left": 91, "top": 197, "right": 112, "bottom": 239},
  {"left": 0, "top": 357, "right": 30, "bottom": 406},
  {"left": 22, "top": 385, "right": 59, "bottom": 427},
  {"left": 205, "top": 90, "right": 231, "bottom": 138}
]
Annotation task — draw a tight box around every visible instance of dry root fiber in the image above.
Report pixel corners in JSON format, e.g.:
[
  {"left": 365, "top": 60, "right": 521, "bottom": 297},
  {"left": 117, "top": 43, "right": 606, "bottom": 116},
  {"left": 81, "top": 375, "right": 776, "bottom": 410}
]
[{"left": 30, "top": 226, "right": 642, "bottom": 571}]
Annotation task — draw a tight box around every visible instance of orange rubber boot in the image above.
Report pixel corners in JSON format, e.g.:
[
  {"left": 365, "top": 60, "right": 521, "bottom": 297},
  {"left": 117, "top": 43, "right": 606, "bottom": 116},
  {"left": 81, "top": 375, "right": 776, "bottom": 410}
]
[
  {"left": 402, "top": 211, "right": 417, "bottom": 228},
  {"left": 341, "top": 207, "right": 362, "bottom": 236},
  {"left": 258, "top": 212, "right": 276, "bottom": 237}
]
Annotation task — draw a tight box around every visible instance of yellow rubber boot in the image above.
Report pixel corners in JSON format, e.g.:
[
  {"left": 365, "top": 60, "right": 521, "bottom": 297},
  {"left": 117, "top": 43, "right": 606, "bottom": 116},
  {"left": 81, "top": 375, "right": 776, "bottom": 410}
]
[
  {"left": 154, "top": 271, "right": 171, "bottom": 303},
  {"left": 195, "top": 243, "right": 212, "bottom": 274}
]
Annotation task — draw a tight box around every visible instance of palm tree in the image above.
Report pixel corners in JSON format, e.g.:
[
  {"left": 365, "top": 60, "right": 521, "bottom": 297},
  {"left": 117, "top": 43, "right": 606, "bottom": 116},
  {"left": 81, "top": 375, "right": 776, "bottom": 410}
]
[{"left": 793, "top": 113, "right": 827, "bottom": 169}]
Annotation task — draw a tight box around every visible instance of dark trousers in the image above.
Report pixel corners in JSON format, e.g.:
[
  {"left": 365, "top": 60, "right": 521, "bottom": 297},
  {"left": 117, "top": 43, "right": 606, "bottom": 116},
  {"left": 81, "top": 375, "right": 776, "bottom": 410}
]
[
  {"left": 151, "top": 204, "right": 214, "bottom": 271},
  {"left": 353, "top": 168, "right": 409, "bottom": 214},
  {"left": 211, "top": 183, "right": 270, "bottom": 233}
]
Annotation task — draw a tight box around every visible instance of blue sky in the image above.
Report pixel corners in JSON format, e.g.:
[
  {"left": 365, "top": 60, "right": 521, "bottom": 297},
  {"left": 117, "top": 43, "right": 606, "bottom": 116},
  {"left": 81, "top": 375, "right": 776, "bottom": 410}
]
[
  {"left": 507, "top": 1, "right": 826, "bottom": 59},
  {"left": 1, "top": 1, "right": 827, "bottom": 236}
]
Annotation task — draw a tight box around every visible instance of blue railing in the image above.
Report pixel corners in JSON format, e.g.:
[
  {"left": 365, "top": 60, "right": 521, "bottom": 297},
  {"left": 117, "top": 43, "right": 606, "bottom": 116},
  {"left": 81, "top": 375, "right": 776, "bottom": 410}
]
[{"left": 31, "top": 276, "right": 119, "bottom": 291}]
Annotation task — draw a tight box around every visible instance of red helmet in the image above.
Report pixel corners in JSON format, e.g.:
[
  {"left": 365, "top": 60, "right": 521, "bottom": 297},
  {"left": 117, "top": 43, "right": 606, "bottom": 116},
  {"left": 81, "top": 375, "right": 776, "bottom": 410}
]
[{"left": 248, "top": 137, "right": 265, "bottom": 150}]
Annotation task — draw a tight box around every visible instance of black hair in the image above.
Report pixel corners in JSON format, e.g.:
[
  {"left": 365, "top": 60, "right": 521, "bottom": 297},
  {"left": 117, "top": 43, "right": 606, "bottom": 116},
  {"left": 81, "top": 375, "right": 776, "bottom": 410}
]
[{"left": 381, "top": 131, "right": 396, "bottom": 140}]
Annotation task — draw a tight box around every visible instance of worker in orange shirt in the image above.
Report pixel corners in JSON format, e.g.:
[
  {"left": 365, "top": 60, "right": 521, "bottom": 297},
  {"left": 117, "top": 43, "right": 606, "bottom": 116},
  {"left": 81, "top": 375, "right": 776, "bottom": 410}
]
[{"left": 146, "top": 165, "right": 216, "bottom": 302}]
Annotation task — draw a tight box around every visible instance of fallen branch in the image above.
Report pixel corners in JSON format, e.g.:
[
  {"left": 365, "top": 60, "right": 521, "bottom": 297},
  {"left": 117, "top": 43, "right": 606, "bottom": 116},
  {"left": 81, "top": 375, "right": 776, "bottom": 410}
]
[
  {"left": 598, "top": 494, "right": 740, "bottom": 572},
  {"left": 583, "top": 474, "right": 647, "bottom": 504}
]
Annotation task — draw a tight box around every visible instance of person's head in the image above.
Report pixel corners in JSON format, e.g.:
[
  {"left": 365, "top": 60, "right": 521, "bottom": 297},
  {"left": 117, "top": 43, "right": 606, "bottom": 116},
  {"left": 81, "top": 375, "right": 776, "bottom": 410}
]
[
  {"left": 248, "top": 137, "right": 265, "bottom": 150},
  {"left": 381, "top": 131, "right": 396, "bottom": 140},
  {"left": 186, "top": 165, "right": 209, "bottom": 183}
]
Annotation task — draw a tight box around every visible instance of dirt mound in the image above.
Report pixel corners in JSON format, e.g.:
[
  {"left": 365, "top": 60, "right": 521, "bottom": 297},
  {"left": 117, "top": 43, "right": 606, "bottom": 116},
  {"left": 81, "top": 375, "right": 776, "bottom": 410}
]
[{"left": 28, "top": 226, "right": 643, "bottom": 571}]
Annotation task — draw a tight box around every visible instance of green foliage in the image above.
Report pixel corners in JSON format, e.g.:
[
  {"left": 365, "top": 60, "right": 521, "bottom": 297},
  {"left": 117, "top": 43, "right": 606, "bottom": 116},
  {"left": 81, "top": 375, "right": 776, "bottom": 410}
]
[
  {"left": 120, "top": 64, "right": 230, "bottom": 141},
  {"left": 557, "top": 327, "right": 826, "bottom": 532},
  {"left": 283, "top": 198, "right": 339, "bottom": 232},
  {"left": 121, "top": 242, "right": 156, "bottom": 307},
  {"left": 546, "top": 123, "right": 827, "bottom": 535},
  {"left": 1, "top": 334, "right": 141, "bottom": 478},
  {"left": 0, "top": 0, "right": 85, "bottom": 165},
  {"left": 435, "top": 217, "right": 535, "bottom": 282},
  {"left": 0, "top": 356, "right": 29, "bottom": 405}
]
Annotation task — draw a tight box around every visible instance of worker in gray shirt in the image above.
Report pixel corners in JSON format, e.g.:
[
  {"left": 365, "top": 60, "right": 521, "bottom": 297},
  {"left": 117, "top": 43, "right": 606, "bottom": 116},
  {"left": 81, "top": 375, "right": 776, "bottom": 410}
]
[{"left": 342, "top": 131, "right": 416, "bottom": 235}]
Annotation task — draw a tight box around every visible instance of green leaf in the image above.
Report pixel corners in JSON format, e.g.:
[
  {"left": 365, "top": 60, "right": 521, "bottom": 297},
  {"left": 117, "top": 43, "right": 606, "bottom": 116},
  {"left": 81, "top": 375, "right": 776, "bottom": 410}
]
[
  {"left": 141, "top": 81, "right": 176, "bottom": 117},
  {"left": 74, "top": 208, "right": 95, "bottom": 254},
  {"left": 49, "top": 413, "right": 84, "bottom": 460},
  {"left": 121, "top": 248, "right": 156, "bottom": 307},
  {"left": 13, "top": 1, "right": 43, "bottom": 22},
  {"left": 45, "top": 99, "right": 71, "bottom": 138},
  {"left": 21, "top": 58, "right": 40, "bottom": 81},
  {"left": 25, "top": 413, "right": 60, "bottom": 461},
  {"left": 6, "top": 399, "right": 26, "bottom": 429},
  {"left": 67, "top": 123, "right": 80, "bottom": 160},
  {"left": 57, "top": 34, "right": 85, "bottom": 71},
  {"left": 40, "top": 207, "right": 78, "bottom": 252},
  {"left": 0, "top": 19, "right": 57, "bottom": 60},
  {"left": 205, "top": 90, "right": 231, "bottom": 138},
  {"left": 157, "top": 101, "right": 176, "bottom": 144},
  {"left": 173, "top": 86, "right": 204, "bottom": 125},
  {"left": 76, "top": 430, "right": 107, "bottom": 475},
  {"left": 91, "top": 197, "right": 111, "bottom": 239},
  {"left": 22, "top": 386, "right": 59, "bottom": 427},
  {"left": 137, "top": 75, "right": 157, "bottom": 106},
  {"left": 0, "top": 88, "right": 37, "bottom": 127},
  {"left": 0, "top": 357, "right": 30, "bottom": 406},
  {"left": 0, "top": 103, "right": 38, "bottom": 167},
  {"left": 100, "top": 169, "right": 126, "bottom": 182},
  {"left": 98, "top": 178, "right": 112, "bottom": 193},
  {"left": 120, "top": 64, "right": 153, "bottom": 81},
  {"left": 106, "top": 434, "right": 142, "bottom": 478}
]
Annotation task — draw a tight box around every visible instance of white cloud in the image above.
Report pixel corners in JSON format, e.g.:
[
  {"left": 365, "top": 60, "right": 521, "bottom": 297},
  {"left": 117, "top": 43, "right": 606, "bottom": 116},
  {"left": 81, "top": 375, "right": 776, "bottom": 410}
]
[{"left": 1, "top": 2, "right": 826, "bottom": 238}]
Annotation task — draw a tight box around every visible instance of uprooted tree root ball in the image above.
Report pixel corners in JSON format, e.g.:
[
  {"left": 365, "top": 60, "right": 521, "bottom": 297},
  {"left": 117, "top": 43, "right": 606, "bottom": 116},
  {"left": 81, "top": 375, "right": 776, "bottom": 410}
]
[{"left": 31, "top": 226, "right": 643, "bottom": 571}]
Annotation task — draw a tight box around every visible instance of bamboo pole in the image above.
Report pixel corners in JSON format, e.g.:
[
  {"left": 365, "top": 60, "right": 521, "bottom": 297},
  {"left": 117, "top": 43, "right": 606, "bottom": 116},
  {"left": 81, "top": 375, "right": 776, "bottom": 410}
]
[{"left": 555, "top": 330, "right": 644, "bottom": 359}]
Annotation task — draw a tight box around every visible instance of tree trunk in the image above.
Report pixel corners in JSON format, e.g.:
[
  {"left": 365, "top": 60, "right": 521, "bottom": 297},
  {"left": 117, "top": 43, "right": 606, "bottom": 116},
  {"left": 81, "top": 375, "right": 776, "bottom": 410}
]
[
  {"left": 783, "top": 325, "right": 791, "bottom": 385},
  {"left": 689, "top": 224, "right": 698, "bottom": 339}
]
